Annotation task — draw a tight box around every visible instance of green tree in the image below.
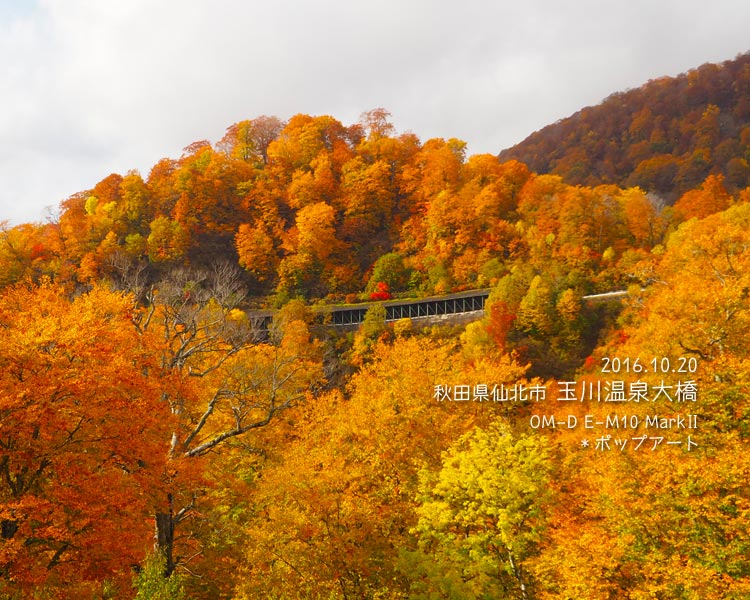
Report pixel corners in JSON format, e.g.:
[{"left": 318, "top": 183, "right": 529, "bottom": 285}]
[
  {"left": 133, "top": 552, "right": 186, "bottom": 600},
  {"left": 366, "top": 252, "right": 410, "bottom": 294},
  {"left": 404, "top": 421, "right": 551, "bottom": 600}
]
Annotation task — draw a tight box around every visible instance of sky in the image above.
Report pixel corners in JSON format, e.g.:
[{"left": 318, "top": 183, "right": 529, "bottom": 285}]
[{"left": 2, "top": 0, "right": 750, "bottom": 225}]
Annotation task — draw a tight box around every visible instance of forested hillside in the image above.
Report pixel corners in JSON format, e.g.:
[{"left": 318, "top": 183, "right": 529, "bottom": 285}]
[
  {"left": 1, "top": 73, "right": 750, "bottom": 597},
  {"left": 499, "top": 51, "right": 750, "bottom": 203},
  {"left": 5, "top": 107, "right": 740, "bottom": 307}
]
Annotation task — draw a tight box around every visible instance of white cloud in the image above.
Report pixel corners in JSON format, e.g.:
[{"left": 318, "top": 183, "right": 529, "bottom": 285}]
[{"left": 1, "top": 0, "right": 750, "bottom": 223}]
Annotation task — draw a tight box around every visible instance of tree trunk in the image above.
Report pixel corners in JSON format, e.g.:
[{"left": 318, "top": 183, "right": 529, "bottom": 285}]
[
  {"left": 155, "top": 494, "right": 176, "bottom": 576},
  {"left": 1, "top": 520, "right": 18, "bottom": 539},
  {"left": 507, "top": 547, "right": 530, "bottom": 600}
]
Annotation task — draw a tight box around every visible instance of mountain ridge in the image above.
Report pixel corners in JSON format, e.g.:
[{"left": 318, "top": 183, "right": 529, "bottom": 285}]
[{"left": 499, "top": 51, "right": 750, "bottom": 202}]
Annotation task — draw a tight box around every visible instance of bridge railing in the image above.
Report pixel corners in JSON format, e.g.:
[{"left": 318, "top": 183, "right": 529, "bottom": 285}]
[{"left": 318, "top": 289, "right": 491, "bottom": 328}]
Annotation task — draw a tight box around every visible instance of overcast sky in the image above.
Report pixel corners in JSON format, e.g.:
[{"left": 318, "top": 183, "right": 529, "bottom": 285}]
[{"left": 2, "top": 0, "right": 750, "bottom": 224}]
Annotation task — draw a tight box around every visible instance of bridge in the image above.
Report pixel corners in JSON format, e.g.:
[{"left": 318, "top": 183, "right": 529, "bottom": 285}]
[
  {"left": 319, "top": 289, "right": 491, "bottom": 327},
  {"left": 248, "top": 288, "right": 627, "bottom": 331}
]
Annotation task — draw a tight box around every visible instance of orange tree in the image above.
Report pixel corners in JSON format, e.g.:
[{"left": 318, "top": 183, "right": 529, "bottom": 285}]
[{"left": 0, "top": 282, "right": 174, "bottom": 598}]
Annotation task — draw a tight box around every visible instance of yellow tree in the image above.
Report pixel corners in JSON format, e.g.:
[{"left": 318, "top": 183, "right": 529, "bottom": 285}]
[
  {"left": 405, "top": 421, "right": 552, "bottom": 600},
  {"left": 618, "top": 186, "right": 666, "bottom": 248},
  {"left": 0, "top": 222, "right": 62, "bottom": 288},
  {"left": 146, "top": 216, "right": 189, "bottom": 263},
  {"left": 234, "top": 336, "right": 530, "bottom": 599}
]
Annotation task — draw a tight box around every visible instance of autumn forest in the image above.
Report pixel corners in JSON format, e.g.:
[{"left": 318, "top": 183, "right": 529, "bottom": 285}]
[{"left": 2, "top": 53, "right": 750, "bottom": 599}]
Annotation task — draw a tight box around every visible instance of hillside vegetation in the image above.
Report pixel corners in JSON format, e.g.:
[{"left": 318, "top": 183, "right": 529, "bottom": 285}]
[
  {"left": 500, "top": 51, "right": 750, "bottom": 203},
  {"left": 4, "top": 106, "right": 745, "bottom": 307},
  {"left": 1, "top": 62, "right": 750, "bottom": 599}
]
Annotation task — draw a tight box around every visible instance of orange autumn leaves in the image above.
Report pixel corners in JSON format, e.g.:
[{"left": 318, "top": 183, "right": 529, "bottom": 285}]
[
  {"left": 530, "top": 203, "right": 750, "bottom": 598},
  {"left": 3, "top": 108, "right": 733, "bottom": 305},
  {"left": 0, "top": 283, "right": 174, "bottom": 592},
  {"left": 0, "top": 103, "right": 748, "bottom": 599},
  {"left": 2, "top": 194, "right": 750, "bottom": 598},
  {"left": 0, "top": 277, "right": 325, "bottom": 598},
  {"left": 234, "top": 336, "right": 531, "bottom": 599},
  {"left": 500, "top": 53, "right": 750, "bottom": 200}
]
